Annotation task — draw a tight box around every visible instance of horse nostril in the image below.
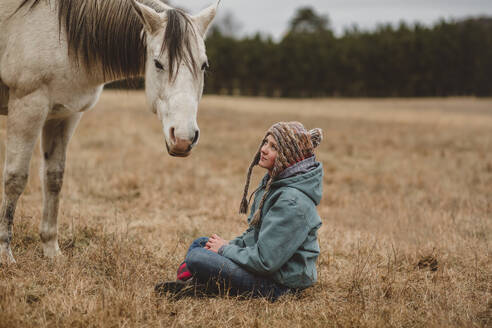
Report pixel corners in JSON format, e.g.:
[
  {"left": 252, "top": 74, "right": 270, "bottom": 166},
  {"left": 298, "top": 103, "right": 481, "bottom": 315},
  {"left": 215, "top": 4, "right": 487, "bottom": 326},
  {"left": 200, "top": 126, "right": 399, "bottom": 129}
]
[
  {"left": 192, "top": 130, "right": 200, "bottom": 145},
  {"left": 170, "top": 127, "right": 176, "bottom": 144}
]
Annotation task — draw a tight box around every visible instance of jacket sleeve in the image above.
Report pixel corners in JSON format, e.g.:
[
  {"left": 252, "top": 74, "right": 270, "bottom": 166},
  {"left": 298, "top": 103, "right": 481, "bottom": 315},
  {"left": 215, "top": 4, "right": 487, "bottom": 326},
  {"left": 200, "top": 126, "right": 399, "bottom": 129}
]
[
  {"left": 221, "top": 192, "right": 311, "bottom": 275},
  {"left": 228, "top": 227, "right": 254, "bottom": 247}
]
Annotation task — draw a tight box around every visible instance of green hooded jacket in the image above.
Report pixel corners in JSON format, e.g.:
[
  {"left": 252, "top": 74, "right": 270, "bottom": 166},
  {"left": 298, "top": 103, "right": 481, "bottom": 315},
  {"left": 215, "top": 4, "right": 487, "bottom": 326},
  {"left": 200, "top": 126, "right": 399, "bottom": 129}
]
[{"left": 221, "top": 162, "right": 323, "bottom": 289}]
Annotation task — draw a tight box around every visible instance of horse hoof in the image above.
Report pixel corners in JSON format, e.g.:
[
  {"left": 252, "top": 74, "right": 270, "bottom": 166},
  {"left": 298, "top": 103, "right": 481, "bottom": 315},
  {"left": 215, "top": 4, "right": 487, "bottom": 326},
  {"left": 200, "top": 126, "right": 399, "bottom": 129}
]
[
  {"left": 0, "top": 244, "right": 16, "bottom": 265},
  {"left": 42, "top": 240, "right": 63, "bottom": 259}
]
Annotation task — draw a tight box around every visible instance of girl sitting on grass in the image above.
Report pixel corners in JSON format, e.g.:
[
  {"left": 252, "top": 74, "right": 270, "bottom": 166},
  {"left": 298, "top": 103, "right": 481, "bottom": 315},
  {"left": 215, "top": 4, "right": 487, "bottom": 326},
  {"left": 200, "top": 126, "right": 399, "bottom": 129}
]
[{"left": 155, "top": 121, "right": 324, "bottom": 301}]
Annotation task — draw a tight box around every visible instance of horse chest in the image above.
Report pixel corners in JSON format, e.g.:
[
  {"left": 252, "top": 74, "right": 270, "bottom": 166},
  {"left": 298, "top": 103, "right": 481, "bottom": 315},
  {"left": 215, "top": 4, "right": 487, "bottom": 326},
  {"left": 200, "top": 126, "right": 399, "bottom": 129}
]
[{"left": 49, "top": 85, "right": 103, "bottom": 119}]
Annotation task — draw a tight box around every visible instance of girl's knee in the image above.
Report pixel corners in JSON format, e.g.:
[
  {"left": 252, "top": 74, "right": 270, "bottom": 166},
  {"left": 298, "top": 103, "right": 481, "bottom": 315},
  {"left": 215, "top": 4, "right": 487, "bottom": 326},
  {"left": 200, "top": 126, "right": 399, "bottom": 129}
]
[
  {"left": 191, "top": 236, "right": 209, "bottom": 248},
  {"left": 195, "top": 236, "right": 209, "bottom": 244}
]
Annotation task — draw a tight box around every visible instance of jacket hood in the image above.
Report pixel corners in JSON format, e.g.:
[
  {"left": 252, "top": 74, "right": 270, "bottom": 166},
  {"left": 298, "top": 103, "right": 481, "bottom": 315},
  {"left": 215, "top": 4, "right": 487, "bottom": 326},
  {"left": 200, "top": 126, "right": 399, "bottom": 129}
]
[{"left": 261, "top": 161, "right": 324, "bottom": 206}]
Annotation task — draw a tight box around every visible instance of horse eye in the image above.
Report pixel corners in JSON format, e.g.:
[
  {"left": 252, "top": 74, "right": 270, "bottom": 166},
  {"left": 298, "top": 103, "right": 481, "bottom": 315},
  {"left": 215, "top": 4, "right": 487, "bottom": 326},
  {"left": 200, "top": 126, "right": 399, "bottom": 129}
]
[
  {"left": 201, "top": 62, "right": 209, "bottom": 71},
  {"left": 154, "top": 59, "right": 164, "bottom": 70}
]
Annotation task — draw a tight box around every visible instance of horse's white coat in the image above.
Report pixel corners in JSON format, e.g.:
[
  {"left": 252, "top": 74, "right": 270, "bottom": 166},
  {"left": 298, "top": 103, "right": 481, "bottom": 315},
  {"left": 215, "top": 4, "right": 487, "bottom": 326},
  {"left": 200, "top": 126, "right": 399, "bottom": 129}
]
[{"left": 0, "top": 0, "right": 218, "bottom": 263}]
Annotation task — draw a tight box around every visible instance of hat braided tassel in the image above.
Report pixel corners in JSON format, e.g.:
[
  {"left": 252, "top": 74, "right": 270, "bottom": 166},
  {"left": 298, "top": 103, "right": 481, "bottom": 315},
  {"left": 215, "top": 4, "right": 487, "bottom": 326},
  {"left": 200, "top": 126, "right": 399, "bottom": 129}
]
[
  {"left": 239, "top": 150, "right": 261, "bottom": 214},
  {"left": 249, "top": 159, "right": 280, "bottom": 227},
  {"left": 250, "top": 176, "right": 273, "bottom": 227}
]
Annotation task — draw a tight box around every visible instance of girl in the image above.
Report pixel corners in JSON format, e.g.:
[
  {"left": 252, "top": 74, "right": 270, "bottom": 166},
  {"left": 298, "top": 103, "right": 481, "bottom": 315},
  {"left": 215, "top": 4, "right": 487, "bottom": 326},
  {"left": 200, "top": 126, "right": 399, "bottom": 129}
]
[{"left": 155, "top": 122, "right": 323, "bottom": 301}]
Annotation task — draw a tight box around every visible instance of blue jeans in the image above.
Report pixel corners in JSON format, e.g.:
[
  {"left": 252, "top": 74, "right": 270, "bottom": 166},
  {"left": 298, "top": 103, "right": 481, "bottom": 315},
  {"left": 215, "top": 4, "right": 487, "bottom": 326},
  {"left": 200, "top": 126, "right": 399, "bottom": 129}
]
[{"left": 185, "top": 237, "right": 291, "bottom": 301}]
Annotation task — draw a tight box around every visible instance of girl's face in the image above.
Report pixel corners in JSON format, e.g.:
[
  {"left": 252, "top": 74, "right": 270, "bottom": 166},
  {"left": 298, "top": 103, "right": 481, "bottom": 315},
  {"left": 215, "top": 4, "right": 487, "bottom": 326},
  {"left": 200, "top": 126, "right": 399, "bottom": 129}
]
[{"left": 259, "top": 135, "right": 278, "bottom": 173}]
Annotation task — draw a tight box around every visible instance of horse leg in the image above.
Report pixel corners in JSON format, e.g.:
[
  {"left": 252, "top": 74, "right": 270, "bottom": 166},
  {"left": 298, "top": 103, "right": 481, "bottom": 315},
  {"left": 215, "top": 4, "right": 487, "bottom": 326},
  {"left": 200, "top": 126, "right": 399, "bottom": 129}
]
[
  {"left": 0, "top": 89, "right": 49, "bottom": 264},
  {"left": 0, "top": 81, "right": 8, "bottom": 115},
  {"left": 40, "top": 114, "right": 82, "bottom": 258}
]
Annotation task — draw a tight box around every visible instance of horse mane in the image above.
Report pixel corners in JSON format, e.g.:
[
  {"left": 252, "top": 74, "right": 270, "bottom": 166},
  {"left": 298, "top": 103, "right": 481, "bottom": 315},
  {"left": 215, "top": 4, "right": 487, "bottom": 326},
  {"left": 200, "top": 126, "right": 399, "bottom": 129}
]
[{"left": 15, "top": 0, "right": 198, "bottom": 81}]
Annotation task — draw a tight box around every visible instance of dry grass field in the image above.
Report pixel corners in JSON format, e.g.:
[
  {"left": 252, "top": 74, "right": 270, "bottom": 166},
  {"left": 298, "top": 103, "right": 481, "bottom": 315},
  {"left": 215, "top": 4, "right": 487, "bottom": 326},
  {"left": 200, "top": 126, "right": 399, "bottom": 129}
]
[{"left": 0, "top": 91, "right": 491, "bottom": 327}]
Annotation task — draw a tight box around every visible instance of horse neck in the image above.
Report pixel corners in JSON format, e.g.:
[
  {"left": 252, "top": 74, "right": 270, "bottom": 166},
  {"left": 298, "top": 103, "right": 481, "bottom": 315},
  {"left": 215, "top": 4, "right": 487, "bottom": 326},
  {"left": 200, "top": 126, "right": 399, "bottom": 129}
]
[{"left": 59, "top": 0, "right": 147, "bottom": 84}]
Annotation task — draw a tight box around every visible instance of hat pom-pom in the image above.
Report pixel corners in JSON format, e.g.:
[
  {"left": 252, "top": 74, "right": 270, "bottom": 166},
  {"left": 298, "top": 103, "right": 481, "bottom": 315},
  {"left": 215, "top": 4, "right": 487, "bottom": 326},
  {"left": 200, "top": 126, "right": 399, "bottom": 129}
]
[{"left": 309, "top": 128, "right": 323, "bottom": 148}]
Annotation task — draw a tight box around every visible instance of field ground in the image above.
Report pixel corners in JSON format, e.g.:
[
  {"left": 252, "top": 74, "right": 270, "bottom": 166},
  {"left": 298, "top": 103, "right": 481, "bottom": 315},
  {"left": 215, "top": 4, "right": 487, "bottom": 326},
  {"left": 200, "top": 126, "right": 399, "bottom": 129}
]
[{"left": 0, "top": 91, "right": 491, "bottom": 327}]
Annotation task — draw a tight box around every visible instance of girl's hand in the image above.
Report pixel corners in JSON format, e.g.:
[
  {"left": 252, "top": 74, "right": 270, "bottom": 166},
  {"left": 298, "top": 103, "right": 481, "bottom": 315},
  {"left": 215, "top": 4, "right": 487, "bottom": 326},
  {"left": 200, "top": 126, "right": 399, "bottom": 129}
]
[{"left": 205, "top": 234, "right": 229, "bottom": 253}]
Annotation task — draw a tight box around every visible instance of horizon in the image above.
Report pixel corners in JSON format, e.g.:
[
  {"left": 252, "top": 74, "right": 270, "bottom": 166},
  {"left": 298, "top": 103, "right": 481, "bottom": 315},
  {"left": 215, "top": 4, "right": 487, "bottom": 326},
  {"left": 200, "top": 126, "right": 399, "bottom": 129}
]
[{"left": 177, "top": 0, "right": 492, "bottom": 39}]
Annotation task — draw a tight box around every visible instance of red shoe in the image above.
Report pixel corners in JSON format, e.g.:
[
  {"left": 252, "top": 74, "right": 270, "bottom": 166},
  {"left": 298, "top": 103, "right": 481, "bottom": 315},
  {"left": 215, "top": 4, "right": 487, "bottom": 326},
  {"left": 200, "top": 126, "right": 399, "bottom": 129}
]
[{"left": 177, "top": 262, "right": 192, "bottom": 281}]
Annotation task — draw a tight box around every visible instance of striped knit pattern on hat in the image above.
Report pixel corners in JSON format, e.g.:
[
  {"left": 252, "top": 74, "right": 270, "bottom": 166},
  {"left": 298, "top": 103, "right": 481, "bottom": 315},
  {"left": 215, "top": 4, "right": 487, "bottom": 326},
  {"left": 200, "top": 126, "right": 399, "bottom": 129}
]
[{"left": 239, "top": 122, "right": 323, "bottom": 227}]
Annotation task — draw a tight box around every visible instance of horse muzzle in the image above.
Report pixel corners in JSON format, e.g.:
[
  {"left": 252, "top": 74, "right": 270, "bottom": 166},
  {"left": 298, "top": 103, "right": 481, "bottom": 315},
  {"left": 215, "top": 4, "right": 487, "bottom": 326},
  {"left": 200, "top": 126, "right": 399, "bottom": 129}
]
[{"left": 165, "top": 127, "right": 199, "bottom": 157}]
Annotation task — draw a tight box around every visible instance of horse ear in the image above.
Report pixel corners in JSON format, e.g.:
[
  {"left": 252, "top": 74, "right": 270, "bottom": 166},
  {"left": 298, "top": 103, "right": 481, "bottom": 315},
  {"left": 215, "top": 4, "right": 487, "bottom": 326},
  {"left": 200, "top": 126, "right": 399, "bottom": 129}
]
[
  {"left": 156, "top": 1, "right": 173, "bottom": 11},
  {"left": 131, "top": 0, "right": 167, "bottom": 34},
  {"left": 192, "top": 0, "right": 220, "bottom": 38}
]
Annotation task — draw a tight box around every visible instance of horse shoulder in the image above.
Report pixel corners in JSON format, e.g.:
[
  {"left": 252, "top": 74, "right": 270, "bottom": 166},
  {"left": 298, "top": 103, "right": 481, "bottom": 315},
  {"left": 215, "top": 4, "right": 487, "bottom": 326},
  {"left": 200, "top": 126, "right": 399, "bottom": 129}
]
[{"left": 0, "top": 1, "right": 65, "bottom": 95}]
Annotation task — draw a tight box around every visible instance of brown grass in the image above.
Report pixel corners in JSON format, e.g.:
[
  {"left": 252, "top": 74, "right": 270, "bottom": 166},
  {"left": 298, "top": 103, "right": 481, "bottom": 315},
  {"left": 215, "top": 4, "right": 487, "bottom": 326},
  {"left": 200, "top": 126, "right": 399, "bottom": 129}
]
[{"left": 0, "top": 91, "right": 491, "bottom": 327}]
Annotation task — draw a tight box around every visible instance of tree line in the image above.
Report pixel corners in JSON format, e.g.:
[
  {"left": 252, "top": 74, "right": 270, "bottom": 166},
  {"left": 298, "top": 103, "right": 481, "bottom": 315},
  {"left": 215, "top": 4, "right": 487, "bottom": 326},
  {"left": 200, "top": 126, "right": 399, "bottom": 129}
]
[{"left": 111, "top": 7, "right": 492, "bottom": 97}]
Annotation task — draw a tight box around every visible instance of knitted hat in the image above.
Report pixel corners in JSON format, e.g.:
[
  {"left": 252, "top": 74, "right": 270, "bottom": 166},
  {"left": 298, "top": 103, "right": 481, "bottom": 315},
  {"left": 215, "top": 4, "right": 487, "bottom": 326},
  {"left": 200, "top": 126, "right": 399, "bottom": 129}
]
[{"left": 239, "top": 122, "right": 323, "bottom": 227}]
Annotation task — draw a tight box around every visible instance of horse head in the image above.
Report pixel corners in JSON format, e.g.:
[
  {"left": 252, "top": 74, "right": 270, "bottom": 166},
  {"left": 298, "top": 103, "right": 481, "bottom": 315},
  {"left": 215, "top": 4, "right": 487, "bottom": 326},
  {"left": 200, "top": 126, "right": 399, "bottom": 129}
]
[{"left": 131, "top": 0, "right": 219, "bottom": 157}]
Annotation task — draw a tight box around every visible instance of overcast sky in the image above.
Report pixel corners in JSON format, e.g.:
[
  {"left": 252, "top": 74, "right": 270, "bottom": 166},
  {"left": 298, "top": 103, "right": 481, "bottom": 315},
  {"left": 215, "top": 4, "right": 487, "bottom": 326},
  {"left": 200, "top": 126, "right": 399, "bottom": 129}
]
[{"left": 178, "top": 0, "right": 492, "bottom": 39}]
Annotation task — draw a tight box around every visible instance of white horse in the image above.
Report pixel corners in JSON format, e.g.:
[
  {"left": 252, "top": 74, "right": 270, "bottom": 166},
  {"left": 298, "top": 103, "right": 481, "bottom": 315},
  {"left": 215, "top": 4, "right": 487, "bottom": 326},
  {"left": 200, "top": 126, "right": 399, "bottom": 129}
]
[{"left": 0, "top": 0, "right": 219, "bottom": 264}]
